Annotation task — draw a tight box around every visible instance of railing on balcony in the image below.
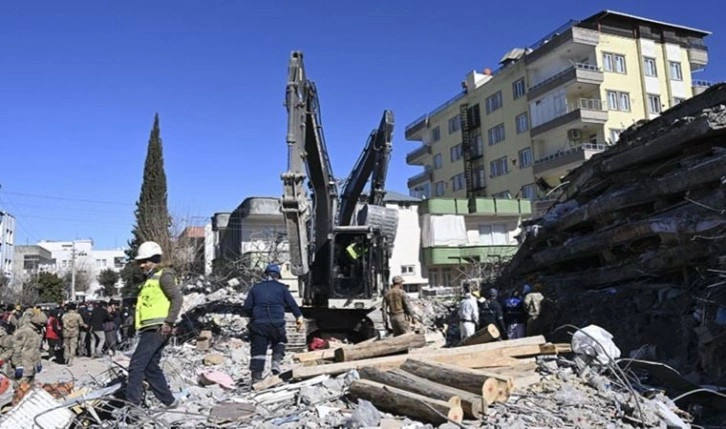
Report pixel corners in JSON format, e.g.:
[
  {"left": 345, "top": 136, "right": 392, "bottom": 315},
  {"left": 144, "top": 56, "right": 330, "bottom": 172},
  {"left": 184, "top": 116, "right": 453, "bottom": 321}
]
[
  {"left": 534, "top": 143, "right": 607, "bottom": 165},
  {"left": 693, "top": 80, "right": 713, "bottom": 88},
  {"left": 406, "top": 144, "right": 431, "bottom": 162},
  {"left": 529, "top": 63, "right": 601, "bottom": 92},
  {"left": 688, "top": 41, "right": 708, "bottom": 51},
  {"left": 407, "top": 165, "right": 433, "bottom": 185},
  {"left": 405, "top": 91, "right": 467, "bottom": 134},
  {"left": 573, "top": 98, "right": 605, "bottom": 111}
]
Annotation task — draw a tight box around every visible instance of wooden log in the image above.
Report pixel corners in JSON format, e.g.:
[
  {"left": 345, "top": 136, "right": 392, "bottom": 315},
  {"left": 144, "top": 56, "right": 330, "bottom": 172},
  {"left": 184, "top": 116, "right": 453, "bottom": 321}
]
[
  {"left": 447, "top": 396, "right": 464, "bottom": 424},
  {"left": 349, "top": 379, "right": 452, "bottom": 425},
  {"left": 358, "top": 367, "right": 486, "bottom": 418},
  {"left": 294, "top": 337, "right": 379, "bottom": 362},
  {"left": 401, "top": 358, "right": 513, "bottom": 395},
  {"left": 432, "top": 344, "right": 543, "bottom": 369},
  {"left": 291, "top": 336, "right": 546, "bottom": 380},
  {"left": 459, "top": 324, "right": 500, "bottom": 346},
  {"left": 335, "top": 332, "right": 426, "bottom": 362}
]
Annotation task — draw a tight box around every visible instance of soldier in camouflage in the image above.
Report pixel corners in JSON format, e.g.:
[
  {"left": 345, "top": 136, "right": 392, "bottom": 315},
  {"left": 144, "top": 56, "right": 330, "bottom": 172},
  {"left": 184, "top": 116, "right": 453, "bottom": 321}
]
[
  {"left": 61, "top": 302, "right": 87, "bottom": 366},
  {"left": 12, "top": 312, "right": 47, "bottom": 384}
]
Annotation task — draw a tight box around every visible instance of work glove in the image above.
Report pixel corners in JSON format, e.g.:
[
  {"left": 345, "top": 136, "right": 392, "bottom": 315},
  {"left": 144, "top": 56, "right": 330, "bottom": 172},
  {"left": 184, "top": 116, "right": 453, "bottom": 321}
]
[
  {"left": 295, "top": 317, "right": 304, "bottom": 332},
  {"left": 14, "top": 367, "right": 23, "bottom": 380},
  {"left": 161, "top": 323, "right": 173, "bottom": 336}
]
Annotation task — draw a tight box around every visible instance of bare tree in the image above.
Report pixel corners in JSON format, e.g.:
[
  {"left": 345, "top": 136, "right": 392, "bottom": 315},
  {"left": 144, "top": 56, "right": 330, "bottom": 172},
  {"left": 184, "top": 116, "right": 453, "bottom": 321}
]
[{"left": 454, "top": 256, "right": 511, "bottom": 293}]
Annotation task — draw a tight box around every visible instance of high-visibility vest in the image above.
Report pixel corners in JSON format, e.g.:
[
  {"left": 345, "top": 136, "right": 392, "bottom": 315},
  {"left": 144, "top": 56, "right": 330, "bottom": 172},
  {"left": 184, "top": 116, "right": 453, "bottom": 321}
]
[
  {"left": 346, "top": 243, "right": 359, "bottom": 260},
  {"left": 135, "top": 269, "right": 171, "bottom": 330}
]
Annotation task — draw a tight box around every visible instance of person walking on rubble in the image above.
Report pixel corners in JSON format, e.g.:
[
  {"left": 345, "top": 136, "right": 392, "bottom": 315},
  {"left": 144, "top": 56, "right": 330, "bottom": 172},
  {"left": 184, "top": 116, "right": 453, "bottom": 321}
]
[
  {"left": 383, "top": 276, "right": 414, "bottom": 336},
  {"left": 458, "top": 289, "right": 480, "bottom": 341},
  {"left": 126, "top": 241, "right": 183, "bottom": 408},
  {"left": 523, "top": 283, "right": 545, "bottom": 337},
  {"left": 12, "top": 312, "right": 47, "bottom": 384},
  {"left": 478, "top": 287, "right": 506, "bottom": 337},
  {"left": 61, "top": 302, "right": 87, "bottom": 366},
  {"left": 242, "top": 263, "right": 304, "bottom": 383}
]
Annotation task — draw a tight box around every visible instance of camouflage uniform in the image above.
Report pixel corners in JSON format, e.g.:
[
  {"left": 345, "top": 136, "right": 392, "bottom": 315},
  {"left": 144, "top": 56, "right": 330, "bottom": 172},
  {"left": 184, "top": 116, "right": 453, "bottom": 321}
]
[
  {"left": 61, "top": 309, "right": 86, "bottom": 366},
  {"left": 17, "top": 308, "right": 35, "bottom": 329},
  {"left": 12, "top": 313, "right": 47, "bottom": 383},
  {"left": 0, "top": 326, "right": 14, "bottom": 376}
]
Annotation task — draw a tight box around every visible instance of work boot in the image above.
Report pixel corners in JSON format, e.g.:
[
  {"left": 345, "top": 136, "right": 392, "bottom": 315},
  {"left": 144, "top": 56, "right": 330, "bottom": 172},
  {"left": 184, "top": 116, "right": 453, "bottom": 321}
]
[
  {"left": 251, "top": 372, "right": 264, "bottom": 383},
  {"left": 271, "top": 355, "right": 282, "bottom": 375}
]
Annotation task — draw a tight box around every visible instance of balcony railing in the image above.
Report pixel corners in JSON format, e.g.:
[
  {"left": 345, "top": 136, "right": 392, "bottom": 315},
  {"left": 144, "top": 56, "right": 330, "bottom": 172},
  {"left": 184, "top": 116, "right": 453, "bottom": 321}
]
[
  {"left": 529, "top": 63, "right": 601, "bottom": 92},
  {"left": 534, "top": 143, "right": 607, "bottom": 166},
  {"left": 688, "top": 41, "right": 708, "bottom": 51},
  {"left": 407, "top": 165, "right": 433, "bottom": 185},
  {"left": 406, "top": 144, "right": 431, "bottom": 163},
  {"left": 573, "top": 98, "right": 605, "bottom": 111},
  {"left": 693, "top": 80, "right": 713, "bottom": 88}
]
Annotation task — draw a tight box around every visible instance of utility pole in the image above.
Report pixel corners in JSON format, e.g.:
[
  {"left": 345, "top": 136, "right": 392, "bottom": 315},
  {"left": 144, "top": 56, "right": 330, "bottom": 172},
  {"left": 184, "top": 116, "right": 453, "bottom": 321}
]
[{"left": 70, "top": 241, "right": 76, "bottom": 302}]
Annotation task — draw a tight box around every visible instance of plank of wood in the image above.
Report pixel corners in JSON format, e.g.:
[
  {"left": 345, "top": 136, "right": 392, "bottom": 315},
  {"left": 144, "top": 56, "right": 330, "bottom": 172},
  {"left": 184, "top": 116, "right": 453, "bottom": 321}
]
[
  {"left": 335, "top": 332, "right": 426, "bottom": 362},
  {"left": 294, "top": 336, "right": 379, "bottom": 362},
  {"left": 291, "top": 336, "right": 546, "bottom": 380},
  {"left": 401, "top": 358, "right": 512, "bottom": 396},
  {"left": 349, "top": 379, "right": 452, "bottom": 425},
  {"left": 459, "top": 324, "right": 500, "bottom": 346},
  {"left": 358, "top": 367, "right": 486, "bottom": 418}
]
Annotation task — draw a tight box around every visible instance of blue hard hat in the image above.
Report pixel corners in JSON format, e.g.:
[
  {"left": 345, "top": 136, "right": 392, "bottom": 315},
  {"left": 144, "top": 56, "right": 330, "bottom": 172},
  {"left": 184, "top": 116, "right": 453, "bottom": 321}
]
[{"left": 264, "top": 264, "right": 281, "bottom": 275}]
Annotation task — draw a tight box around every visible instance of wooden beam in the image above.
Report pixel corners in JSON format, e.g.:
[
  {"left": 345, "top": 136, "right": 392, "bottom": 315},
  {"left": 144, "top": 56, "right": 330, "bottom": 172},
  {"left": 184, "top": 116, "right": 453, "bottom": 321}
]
[
  {"left": 401, "top": 358, "right": 513, "bottom": 399},
  {"left": 358, "top": 367, "right": 486, "bottom": 418},
  {"left": 334, "top": 332, "right": 425, "bottom": 362},
  {"left": 459, "top": 324, "right": 500, "bottom": 346},
  {"left": 349, "top": 379, "right": 453, "bottom": 425}
]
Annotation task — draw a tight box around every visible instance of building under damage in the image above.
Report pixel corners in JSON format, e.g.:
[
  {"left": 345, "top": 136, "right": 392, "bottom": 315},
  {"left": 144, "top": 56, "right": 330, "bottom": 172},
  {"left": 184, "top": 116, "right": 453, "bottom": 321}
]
[{"left": 502, "top": 83, "right": 726, "bottom": 385}]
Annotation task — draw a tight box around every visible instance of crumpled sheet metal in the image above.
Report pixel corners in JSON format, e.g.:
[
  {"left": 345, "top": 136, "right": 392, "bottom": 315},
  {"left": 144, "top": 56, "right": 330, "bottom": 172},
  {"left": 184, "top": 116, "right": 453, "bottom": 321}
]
[{"left": 0, "top": 388, "right": 74, "bottom": 429}]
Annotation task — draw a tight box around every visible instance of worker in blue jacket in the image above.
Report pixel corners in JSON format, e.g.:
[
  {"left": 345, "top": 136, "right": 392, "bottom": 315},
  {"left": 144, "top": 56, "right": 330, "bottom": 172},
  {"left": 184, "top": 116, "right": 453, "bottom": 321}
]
[{"left": 242, "top": 264, "right": 303, "bottom": 382}]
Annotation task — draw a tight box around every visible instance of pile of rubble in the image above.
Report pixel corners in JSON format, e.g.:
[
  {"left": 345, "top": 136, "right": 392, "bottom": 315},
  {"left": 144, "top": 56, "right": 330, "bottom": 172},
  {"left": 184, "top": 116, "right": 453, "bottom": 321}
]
[{"left": 503, "top": 84, "right": 726, "bottom": 387}]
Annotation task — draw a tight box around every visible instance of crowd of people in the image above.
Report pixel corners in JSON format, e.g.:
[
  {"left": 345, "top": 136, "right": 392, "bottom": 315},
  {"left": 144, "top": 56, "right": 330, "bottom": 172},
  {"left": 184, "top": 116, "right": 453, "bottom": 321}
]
[{"left": 0, "top": 299, "right": 136, "bottom": 383}]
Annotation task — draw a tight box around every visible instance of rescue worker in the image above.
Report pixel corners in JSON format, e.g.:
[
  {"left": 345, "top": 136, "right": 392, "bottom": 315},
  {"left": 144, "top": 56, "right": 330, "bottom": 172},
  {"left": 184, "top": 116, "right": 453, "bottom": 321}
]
[
  {"left": 383, "top": 276, "right": 413, "bottom": 336},
  {"left": 12, "top": 312, "right": 47, "bottom": 384},
  {"left": 17, "top": 306, "right": 35, "bottom": 329},
  {"left": 242, "top": 264, "right": 303, "bottom": 382},
  {"left": 126, "top": 241, "right": 182, "bottom": 408},
  {"left": 0, "top": 323, "right": 14, "bottom": 375},
  {"left": 523, "top": 283, "right": 545, "bottom": 336},
  {"left": 503, "top": 289, "right": 526, "bottom": 340},
  {"left": 45, "top": 309, "right": 63, "bottom": 362},
  {"left": 458, "top": 289, "right": 480, "bottom": 341},
  {"left": 478, "top": 287, "right": 506, "bottom": 337},
  {"left": 61, "top": 302, "right": 87, "bottom": 366}
]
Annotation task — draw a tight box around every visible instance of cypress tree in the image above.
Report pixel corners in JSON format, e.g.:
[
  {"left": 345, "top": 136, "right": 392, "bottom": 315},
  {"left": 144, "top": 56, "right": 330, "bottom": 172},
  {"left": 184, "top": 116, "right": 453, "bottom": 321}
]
[{"left": 121, "top": 113, "right": 172, "bottom": 296}]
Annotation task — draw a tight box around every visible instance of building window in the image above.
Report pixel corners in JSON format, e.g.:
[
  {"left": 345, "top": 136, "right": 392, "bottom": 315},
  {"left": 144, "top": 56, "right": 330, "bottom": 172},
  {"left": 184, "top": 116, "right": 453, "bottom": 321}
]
[
  {"left": 673, "top": 97, "right": 686, "bottom": 105},
  {"left": 669, "top": 61, "right": 683, "bottom": 81},
  {"left": 487, "top": 123, "right": 506, "bottom": 146},
  {"left": 411, "top": 183, "right": 431, "bottom": 199},
  {"left": 401, "top": 265, "right": 415, "bottom": 276},
  {"left": 512, "top": 78, "right": 526, "bottom": 99},
  {"left": 647, "top": 94, "right": 662, "bottom": 115},
  {"left": 515, "top": 112, "right": 529, "bottom": 134},
  {"left": 643, "top": 57, "right": 657, "bottom": 77},
  {"left": 479, "top": 224, "right": 508, "bottom": 245},
  {"left": 485, "top": 91, "right": 503, "bottom": 114},
  {"left": 603, "top": 52, "right": 626, "bottom": 73},
  {"left": 430, "top": 126, "right": 441, "bottom": 142},
  {"left": 451, "top": 173, "right": 466, "bottom": 191},
  {"left": 450, "top": 144, "right": 462, "bottom": 162},
  {"left": 448, "top": 115, "right": 461, "bottom": 134},
  {"left": 520, "top": 183, "right": 537, "bottom": 200},
  {"left": 473, "top": 167, "right": 485, "bottom": 189},
  {"left": 518, "top": 147, "right": 533, "bottom": 168},
  {"left": 471, "top": 133, "right": 484, "bottom": 157},
  {"left": 490, "top": 156, "right": 508, "bottom": 177},
  {"left": 434, "top": 181, "right": 445, "bottom": 197},
  {"left": 606, "top": 90, "right": 631, "bottom": 112},
  {"left": 609, "top": 128, "right": 624, "bottom": 144},
  {"left": 433, "top": 153, "right": 442, "bottom": 169}
]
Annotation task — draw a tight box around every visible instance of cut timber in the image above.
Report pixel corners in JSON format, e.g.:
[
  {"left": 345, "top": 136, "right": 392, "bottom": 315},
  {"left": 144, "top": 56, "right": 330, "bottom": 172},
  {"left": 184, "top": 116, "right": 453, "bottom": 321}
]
[
  {"left": 294, "top": 337, "right": 378, "bottom": 363},
  {"left": 291, "top": 336, "right": 546, "bottom": 380},
  {"left": 358, "top": 367, "right": 486, "bottom": 418},
  {"left": 459, "top": 324, "right": 500, "bottom": 346},
  {"left": 334, "top": 332, "right": 425, "bottom": 362},
  {"left": 349, "top": 379, "right": 452, "bottom": 425},
  {"left": 447, "top": 396, "right": 464, "bottom": 424},
  {"left": 400, "top": 359, "right": 512, "bottom": 404}
]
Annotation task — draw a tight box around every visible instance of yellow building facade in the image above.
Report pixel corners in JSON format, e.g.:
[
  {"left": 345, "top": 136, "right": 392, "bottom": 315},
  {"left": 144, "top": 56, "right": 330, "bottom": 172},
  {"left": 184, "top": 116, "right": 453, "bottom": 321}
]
[{"left": 406, "top": 10, "right": 710, "bottom": 210}]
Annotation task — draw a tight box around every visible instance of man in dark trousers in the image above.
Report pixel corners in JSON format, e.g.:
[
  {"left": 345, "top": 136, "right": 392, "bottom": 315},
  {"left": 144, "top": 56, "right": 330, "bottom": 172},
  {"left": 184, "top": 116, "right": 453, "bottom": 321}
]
[
  {"left": 478, "top": 287, "right": 506, "bottom": 338},
  {"left": 126, "top": 241, "right": 183, "bottom": 408},
  {"left": 242, "top": 264, "right": 303, "bottom": 383}
]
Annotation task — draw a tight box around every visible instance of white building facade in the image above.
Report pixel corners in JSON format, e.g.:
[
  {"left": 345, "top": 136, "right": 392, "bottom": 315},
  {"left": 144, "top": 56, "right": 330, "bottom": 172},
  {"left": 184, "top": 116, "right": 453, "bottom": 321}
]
[{"left": 0, "top": 211, "right": 15, "bottom": 280}]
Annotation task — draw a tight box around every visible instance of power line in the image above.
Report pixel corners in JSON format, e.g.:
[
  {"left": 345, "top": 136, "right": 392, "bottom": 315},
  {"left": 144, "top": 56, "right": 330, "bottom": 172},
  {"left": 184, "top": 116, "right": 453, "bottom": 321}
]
[{"left": 2, "top": 190, "right": 135, "bottom": 206}]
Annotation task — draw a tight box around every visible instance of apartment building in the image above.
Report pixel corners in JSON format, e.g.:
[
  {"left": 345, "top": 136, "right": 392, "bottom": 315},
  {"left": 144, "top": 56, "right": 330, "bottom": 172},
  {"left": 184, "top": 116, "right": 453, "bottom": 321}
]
[
  {"left": 0, "top": 211, "right": 15, "bottom": 279},
  {"left": 406, "top": 10, "right": 710, "bottom": 207}
]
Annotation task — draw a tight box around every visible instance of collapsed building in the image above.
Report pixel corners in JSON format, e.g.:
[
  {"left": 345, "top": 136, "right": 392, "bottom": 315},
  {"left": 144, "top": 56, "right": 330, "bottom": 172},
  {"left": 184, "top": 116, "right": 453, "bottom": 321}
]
[{"left": 502, "top": 83, "right": 726, "bottom": 385}]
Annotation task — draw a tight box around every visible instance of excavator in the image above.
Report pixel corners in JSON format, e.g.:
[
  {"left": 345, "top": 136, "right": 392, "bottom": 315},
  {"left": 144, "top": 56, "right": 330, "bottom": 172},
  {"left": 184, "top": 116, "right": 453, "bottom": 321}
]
[{"left": 281, "top": 51, "right": 398, "bottom": 344}]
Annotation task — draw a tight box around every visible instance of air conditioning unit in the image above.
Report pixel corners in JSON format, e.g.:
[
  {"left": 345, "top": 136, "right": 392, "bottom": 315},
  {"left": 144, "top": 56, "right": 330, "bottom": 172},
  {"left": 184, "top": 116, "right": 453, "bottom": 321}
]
[{"left": 567, "top": 129, "right": 582, "bottom": 141}]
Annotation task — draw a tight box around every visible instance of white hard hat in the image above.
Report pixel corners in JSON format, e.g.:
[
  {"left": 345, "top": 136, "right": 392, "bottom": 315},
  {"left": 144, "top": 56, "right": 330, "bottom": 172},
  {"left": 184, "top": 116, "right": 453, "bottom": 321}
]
[{"left": 135, "top": 241, "right": 163, "bottom": 260}]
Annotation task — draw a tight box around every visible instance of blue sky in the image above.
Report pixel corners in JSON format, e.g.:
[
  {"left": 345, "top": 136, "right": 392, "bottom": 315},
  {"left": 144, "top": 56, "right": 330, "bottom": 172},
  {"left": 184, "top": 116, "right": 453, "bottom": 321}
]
[{"left": 1, "top": 0, "right": 723, "bottom": 249}]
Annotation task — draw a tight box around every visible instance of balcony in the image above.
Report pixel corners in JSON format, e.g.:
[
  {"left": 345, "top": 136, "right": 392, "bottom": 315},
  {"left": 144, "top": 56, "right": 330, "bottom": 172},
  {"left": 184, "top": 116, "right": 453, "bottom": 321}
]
[
  {"left": 527, "top": 63, "right": 603, "bottom": 101},
  {"left": 405, "top": 91, "right": 467, "bottom": 140},
  {"left": 530, "top": 98, "right": 608, "bottom": 138},
  {"left": 407, "top": 165, "right": 433, "bottom": 188},
  {"left": 533, "top": 143, "right": 607, "bottom": 176},
  {"left": 419, "top": 197, "right": 532, "bottom": 216},
  {"left": 687, "top": 41, "right": 708, "bottom": 71},
  {"left": 405, "top": 144, "right": 432, "bottom": 165},
  {"left": 423, "top": 245, "right": 519, "bottom": 266},
  {"left": 693, "top": 79, "right": 713, "bottom": 96},
  {"left": 525, "top": 26, "right": 600, "bottom": 66}
]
